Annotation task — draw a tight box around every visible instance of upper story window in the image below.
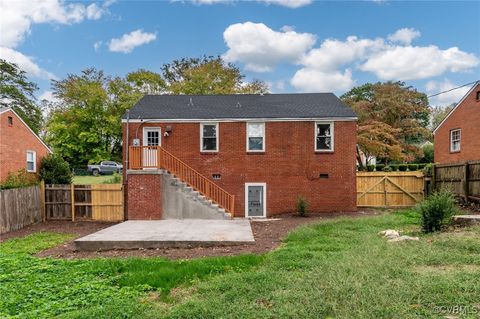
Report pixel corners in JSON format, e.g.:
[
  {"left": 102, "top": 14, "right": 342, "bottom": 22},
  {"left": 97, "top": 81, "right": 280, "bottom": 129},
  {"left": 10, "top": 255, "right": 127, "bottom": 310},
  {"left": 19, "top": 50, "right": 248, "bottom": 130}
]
[
  {"left": 7, "top": 116, "right": 13, "bottom": 126},
  {"left": 247, "top": 122, "right": 265, "bottom": 152},
  {"left": 476, "top": 91, "right": 480, "bottom": 100},
  {"left": 26, "top": 151, "right": 36, "bottom": 172},
  {"left": 315, "top": 122, "right": 334, "bottom": 152},
  {"left": 450, "top": 129, "right": 461, "bottom": 152},
  {"left": 200, "top": 123, "right": 218, "bottom": 152}
]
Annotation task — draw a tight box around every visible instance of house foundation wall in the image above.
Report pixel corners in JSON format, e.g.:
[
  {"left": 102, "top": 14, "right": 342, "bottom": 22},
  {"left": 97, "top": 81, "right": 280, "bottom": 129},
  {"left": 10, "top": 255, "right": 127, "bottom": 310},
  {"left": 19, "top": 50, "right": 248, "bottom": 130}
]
[{"left": 126, "top": 171, "right": 163, "bottom": 220}]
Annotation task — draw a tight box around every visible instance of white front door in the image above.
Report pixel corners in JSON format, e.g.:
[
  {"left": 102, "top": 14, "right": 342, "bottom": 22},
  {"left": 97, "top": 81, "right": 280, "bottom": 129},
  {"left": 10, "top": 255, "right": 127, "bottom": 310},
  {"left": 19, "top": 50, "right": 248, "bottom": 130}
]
[
  {"left": 142, "top": 127, "right": 161, "bottom": 168},
  {"left": 245, "top": 183, "right": 267, "bottom": 218}
]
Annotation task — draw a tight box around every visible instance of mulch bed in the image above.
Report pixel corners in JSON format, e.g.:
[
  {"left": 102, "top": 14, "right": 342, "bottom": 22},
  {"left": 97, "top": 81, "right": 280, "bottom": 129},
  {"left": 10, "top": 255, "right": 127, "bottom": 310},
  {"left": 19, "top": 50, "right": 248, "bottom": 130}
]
[{"left": 2, "top": 211, "right": 379, "bottom": 260}]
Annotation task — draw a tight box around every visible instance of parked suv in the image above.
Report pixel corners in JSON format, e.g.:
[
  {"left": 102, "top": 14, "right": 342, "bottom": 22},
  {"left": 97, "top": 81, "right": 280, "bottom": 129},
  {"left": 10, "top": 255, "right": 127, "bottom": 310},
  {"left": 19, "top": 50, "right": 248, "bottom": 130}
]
[{"left": 87, "top": 161, "right": 123, "bottom": 176}]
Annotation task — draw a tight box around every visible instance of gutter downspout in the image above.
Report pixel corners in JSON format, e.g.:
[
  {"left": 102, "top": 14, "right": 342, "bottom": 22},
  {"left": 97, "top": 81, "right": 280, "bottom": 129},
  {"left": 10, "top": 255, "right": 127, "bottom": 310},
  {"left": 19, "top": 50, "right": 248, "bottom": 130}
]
[
  {"left": 124, "top": 110, "right": 130, "bottom": 221},
  {"left": 125, "top": 110, "right": 130, "bottom": 181}
]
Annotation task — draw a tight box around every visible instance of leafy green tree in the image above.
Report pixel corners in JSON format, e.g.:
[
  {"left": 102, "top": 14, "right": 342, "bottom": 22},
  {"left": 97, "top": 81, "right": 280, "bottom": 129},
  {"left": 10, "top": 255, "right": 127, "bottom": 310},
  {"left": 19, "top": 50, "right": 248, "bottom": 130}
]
[
  {"left": 0, "top": 59, "right": 43, "bottom": 133},
  {"left": 162, "top": 56, "right": 268, "bottom": 94},
  {"left": 40, "top": 154, "right": 72, "bottom": 184},
  {"left": 342, "top": 81, "right": 431, "bottom": 166},
  {"left": 46, "top": 68, "right": 112, "bottom": 165},
  {"left": 430, "top": 105, "right": 453, "bottom": 130}
]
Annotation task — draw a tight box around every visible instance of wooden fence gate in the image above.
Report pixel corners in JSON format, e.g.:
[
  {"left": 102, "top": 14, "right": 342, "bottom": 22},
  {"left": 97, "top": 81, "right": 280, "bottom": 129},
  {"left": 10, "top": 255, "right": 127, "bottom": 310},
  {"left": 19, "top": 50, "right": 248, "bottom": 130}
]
[
  {"left": 357, "top": 172, "right": 424, "bottom": 208},
  {"left": 44, "top": 184, "right": 123, "bottom": 221},
  {"left": 433, "top": 161, "right": 480, "bottom": 201}
]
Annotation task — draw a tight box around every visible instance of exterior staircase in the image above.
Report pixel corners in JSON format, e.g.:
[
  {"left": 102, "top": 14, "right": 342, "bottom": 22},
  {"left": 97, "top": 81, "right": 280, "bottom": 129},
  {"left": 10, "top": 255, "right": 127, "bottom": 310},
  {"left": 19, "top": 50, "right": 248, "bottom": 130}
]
[
  {"left": 129, "top": 146, "right": 235, "bottom": 219},
  {"left": 162, "top": 171, "right": 231, "bottom": 219}
]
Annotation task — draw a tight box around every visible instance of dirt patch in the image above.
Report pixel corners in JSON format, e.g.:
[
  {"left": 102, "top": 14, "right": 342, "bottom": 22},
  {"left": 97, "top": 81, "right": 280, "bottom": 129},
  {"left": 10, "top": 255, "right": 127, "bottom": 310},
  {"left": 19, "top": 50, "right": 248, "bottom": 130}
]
[{"left": 2, "top": 211, "right": 379, "bottom": 260}]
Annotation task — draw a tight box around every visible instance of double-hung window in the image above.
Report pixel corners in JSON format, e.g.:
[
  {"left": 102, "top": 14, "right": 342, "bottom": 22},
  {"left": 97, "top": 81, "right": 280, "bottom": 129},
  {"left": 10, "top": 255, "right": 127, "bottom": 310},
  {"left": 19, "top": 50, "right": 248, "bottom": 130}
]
[
  {"left": 450, "top": 129, "right": 461, "bottom": 152},
  {"left": 201, "top": 123, "right": 218, "bottom": 152},
  {"left": 26, "top": 151, "right": 36, "bottom": 172},
  {"left": 247, "top": 122, "right": 265, "bottom": 152},
  {"left": 315, "top": 122, "right": 334, "bottom": 152}
]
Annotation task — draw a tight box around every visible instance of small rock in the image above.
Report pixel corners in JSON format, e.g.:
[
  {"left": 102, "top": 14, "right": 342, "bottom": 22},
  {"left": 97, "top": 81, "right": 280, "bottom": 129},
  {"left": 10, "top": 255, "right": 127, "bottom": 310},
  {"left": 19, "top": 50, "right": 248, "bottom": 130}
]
[
  {"left": 388, "top": 236, "right": 419, "bottom": 242},
  {"left": 378, "top": 229, "right": 400, "bottom": 239}
]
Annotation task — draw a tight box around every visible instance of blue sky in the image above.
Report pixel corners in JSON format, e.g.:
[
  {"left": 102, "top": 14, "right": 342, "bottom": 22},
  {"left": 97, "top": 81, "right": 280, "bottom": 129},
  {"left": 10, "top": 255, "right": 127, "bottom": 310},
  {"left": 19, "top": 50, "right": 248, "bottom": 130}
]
[{"left": 1, "top": 0, "right": 479, "bottom": 106}]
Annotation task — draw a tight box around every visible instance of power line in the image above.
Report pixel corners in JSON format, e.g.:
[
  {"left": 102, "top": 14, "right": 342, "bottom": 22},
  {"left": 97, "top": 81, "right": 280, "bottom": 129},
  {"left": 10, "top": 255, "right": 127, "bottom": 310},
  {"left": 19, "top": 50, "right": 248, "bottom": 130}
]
[{"left": 427, "top": 80, "right": 478, "bottom": 98}]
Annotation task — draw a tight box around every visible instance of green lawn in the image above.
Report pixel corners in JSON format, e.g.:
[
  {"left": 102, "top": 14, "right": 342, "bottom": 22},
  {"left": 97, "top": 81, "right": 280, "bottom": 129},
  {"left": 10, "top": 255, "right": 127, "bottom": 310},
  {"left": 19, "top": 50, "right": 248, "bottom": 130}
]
[
  {"left": 72, "top": 174, "right": 122, "bottom": 185},
  {"left": 1, "top": 212, "right": 479, "bottom": 318}
]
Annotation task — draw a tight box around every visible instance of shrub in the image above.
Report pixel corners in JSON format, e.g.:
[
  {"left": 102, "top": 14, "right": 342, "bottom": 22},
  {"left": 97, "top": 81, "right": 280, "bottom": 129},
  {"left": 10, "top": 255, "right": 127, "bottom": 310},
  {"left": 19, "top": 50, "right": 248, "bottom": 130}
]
[
  {"left": 417, "top": 190, "right": 457, "bottom": 233},
  {"left": 104, "top": 173, "right": 122, "bottom": 184},
  {"left": 398, "top": 164, "right": 408, "bottom": 171},
  {"left": 296, "top": 196, "right": 309, "bottom": 217},
  {"left": 408, "top": 164, "right": 418, "bottom": 171},
  {"left": 390, "top": 164, "right": 399, "bottom": 171},
  {"left": 423, "top": 163, "right": 433, "bottom": 176},
  {"left": 367, "top": 165, "right": 375, "bottom": 172},
  {"left": 418, "top": 163, "right": 426, "bottom": 170},
  {"left": 0, "top": 169, "right": 38, "bottom": 189},
  {"left": 382, "top": 166, "right": 393, "bottom": 172},
  {"left": 40, "top": 154, "right": 72, "bottom": 184},
  {"left": 375, "top": 164, "right": 385, "bottom": 171}
]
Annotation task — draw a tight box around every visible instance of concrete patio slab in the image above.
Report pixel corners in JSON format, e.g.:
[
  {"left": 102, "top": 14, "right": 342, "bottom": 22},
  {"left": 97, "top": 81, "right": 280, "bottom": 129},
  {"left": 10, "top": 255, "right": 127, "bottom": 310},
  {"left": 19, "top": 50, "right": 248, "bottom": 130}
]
[{"left": 74, "top": 219, "right": 255, "bottom": 251}]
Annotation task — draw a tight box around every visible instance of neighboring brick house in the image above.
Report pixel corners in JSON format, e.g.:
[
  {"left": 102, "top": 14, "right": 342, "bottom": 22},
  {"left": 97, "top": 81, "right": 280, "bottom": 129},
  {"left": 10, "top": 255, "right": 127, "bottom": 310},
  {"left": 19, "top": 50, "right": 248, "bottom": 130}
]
[
  {"left": 122, "top": 93, "right": 357, "bottom": 219},
  {"left": 433, "top": 81, "right": 480, "bottom": 164},
  {"left": 0, "top": 107, "right": 52, "bottom": 182}
]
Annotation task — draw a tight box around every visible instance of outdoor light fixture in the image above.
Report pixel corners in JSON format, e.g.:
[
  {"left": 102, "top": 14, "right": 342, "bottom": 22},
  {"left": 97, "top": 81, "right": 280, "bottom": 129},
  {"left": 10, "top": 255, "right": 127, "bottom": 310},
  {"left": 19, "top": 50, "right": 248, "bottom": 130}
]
[{"left": 164, "top": 126, "right": 172, "bottom": 137}]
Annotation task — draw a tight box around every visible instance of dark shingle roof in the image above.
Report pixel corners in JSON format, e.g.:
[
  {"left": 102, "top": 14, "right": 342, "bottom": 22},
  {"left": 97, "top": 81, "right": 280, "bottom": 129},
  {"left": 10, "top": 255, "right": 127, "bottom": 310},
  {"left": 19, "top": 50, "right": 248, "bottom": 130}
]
[{"left": 123, "top": 93, "right": 356, "bottom": 120}]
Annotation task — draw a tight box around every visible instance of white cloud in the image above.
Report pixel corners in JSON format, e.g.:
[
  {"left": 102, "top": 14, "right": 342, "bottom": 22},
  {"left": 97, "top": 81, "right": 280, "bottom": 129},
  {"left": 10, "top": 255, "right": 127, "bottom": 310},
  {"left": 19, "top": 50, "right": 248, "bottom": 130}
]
[
  {"left": 223, "top": 22, "right": 316, "bottom": 72},
  {"left": 0, "top": 0, "right": 114, "bottom": 48},
  {"left": 300, "top": 36, "right": 385, "bottom": 71},
  {"left": 387, "top": 28, "right": 420, "bottom": 45},
  {"left": 291, "top": 68, "right": 355, "bottom": 92},
  {"left": 39, "top": 90, "right": 58, "bottom": 103},
  {"left": 360, "top": 45, "right": 479, "bottom": 80},
  {"left": 0, "top": 47, "right": 57, "bottom": 79},
  {"left": 94, "top": 41, "right": 103, "bottom": 51},
  {"left": 426, "top": 79, "right": 472, "bottom": 106},
  {"left": 187, "top": 0, "right": 312, "bottom": 7},
  {"left": 285, "top": 26, "right": 479, "bottom": 92},
  {"left": 108, "top": 29, "right": 157, "bottom": 53},
  {"left": 258, "top": 0, "right": 312, "bottom": 8}
]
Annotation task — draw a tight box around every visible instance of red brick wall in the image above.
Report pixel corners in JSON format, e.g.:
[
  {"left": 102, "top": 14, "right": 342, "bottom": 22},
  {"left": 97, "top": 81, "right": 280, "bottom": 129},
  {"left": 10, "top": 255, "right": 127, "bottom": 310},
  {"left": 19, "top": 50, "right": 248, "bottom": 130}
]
[
  {"left": 127, "top": 173, "right": 163, "bottom": 219},
  {"left": 123, "top": 120, "right": 357, "bottom": 217},
  {"left": 0, "top": 109, "right": 51, "bottom": 182},
  {"left": 434, "top": 83, "right": 480, "bottom": 164}
]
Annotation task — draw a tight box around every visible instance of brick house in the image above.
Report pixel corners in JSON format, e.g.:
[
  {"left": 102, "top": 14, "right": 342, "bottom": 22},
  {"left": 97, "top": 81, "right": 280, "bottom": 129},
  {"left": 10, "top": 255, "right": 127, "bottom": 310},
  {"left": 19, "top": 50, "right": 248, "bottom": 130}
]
[
  {"left": 433, "top": 81, "right": 480, "bottom": 164},
  {"left": 0, "top": 107, "right": 52, "bottom": 182},
  {"left": 122, "top": 93, "right": 357, "bottom": 219}
]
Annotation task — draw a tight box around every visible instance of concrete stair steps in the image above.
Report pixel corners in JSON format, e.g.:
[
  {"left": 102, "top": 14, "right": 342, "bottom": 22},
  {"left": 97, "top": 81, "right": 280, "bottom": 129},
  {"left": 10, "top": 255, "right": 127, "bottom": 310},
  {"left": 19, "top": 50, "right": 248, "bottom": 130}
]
[{"left": 162, "top": 171, "right": 231, "bottom": 220}]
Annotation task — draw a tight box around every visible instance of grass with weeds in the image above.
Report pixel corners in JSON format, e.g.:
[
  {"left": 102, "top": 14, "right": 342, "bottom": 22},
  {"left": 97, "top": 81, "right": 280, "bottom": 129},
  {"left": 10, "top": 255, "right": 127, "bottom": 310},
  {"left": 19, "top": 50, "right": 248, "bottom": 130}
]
[
  {"left": 1, "top": 212, "right": 480, "bottom": 318},
  {"left": 72, "top": 174, "right": 122, "bottom": 185},
  {"left": 0, "top": 233, "right": 263, "bottom": 318},
  {"left": 162, "top": 212, "right": 480, "bottom": 319}
]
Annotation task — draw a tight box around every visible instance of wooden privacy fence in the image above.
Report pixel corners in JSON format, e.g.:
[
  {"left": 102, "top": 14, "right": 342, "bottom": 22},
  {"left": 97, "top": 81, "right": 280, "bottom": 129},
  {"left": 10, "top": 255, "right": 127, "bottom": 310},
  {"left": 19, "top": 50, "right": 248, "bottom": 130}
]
[
  {"left": 45, "top": 184, "right": 123, "bottom": 221},
  {"left": 0, "top": 185, "right": 42, "bottom": 234},
  {"left": 433, "top": 161, "right": 480, "bottom": 201},
  {"left": 357, "top": 171, "right": 424, "bottom": 208}
]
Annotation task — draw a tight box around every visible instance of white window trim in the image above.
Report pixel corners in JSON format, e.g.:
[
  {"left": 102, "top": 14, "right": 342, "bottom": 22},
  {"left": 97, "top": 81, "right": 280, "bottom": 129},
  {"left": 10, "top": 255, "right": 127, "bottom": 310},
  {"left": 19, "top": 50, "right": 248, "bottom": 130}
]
[
  {"left": 26, "top": 150, "right": 36, "bottom": 173},
  {"left": 314, "top": 121, "right": 334, "bottom": 152},
  {"left": 450, "top": 129, "right": 461, "bottom": 152},
  {"left": 200, "top": 122, "right": 219, "bottom": 152},
  {"left": 246, "top": 122, "right": 265, "bottom": 152},
  {"left": 244, "top": 182, "right": 267, "bottom": 218},
  {"left": 142, "top": 127, "right": 162, "bottom": 146}
]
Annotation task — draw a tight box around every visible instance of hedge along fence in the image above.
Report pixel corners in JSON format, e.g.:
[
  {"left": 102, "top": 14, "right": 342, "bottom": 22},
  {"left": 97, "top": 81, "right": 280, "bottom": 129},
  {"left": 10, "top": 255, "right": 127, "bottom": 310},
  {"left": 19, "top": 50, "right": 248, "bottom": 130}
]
[
  {"left": 0, "top": 185, "right": 43, "bottom": 234},
  {"left": 363, "top": 163, "right": 430, "bottom": 172}
]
